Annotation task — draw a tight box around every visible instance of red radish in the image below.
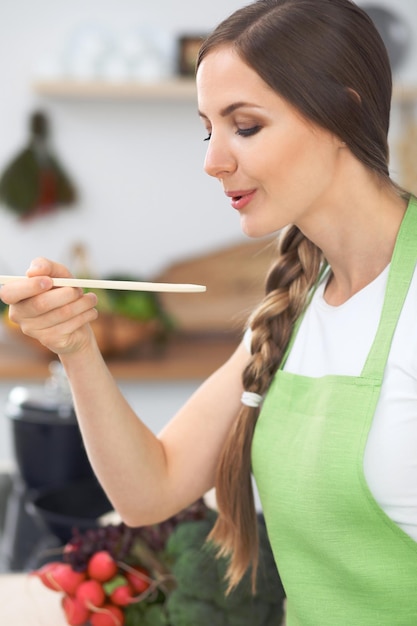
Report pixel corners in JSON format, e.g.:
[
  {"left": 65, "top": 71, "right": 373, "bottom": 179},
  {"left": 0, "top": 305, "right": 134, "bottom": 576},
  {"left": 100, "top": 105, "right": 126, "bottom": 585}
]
[
  {"left": 87, "top": 551, "right": 118, "bottom": 582},
  {"left": 44, "top": 563, "right": 86, "bottom": 595},
  {"left": 31, "top": 562, "right": 62, "bottom": 591},
  {"left": 76, "top": 579, "right": 106, "bottom": 608},
  {"left": 62, "top": 595, "right": 91, "bottom": 625},
  {"left": 63, "top": 542, "right": 78, "bottom": 556},
  {"left": 90, "top": 603, "right": 125, "bottom": 626},
  {"left": 110, "top": 583, "right": 134, "bottom": 606},
  {"left": 125, "top": 566, "right": 151, "bottom": 594}
]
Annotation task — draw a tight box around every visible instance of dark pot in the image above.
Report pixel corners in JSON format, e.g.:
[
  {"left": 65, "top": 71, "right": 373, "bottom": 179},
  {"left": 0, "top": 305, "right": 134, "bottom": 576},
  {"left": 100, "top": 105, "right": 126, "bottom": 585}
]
[
  {"left": 7, "top": 384, "right": 95, "bottom": 489},
  {"left": 26, "top": 477, "right": 113, "bottom": 543}
]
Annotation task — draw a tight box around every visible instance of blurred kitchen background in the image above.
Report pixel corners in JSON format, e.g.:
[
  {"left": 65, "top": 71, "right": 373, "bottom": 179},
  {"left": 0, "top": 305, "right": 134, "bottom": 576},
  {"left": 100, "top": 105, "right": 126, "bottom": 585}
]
[{"left": 0, "top": 0, "right": 416, "bottom": 572}]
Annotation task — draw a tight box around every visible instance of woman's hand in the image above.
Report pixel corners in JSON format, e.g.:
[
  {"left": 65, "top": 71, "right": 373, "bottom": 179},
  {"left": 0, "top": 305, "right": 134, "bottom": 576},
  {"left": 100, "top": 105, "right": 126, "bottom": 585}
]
[{"left": 0, "top": 257, "right": 99, "bottom": 355}]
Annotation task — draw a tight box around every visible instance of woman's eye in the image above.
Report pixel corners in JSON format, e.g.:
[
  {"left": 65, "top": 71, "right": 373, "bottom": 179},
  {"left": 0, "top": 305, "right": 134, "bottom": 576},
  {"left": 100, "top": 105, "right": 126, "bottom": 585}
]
[
  {"left": 236, "top": 125, "right": 261, "bottom": 137},
  {"left": 203, "top": 125, "right": 260, "bottom": 142}
]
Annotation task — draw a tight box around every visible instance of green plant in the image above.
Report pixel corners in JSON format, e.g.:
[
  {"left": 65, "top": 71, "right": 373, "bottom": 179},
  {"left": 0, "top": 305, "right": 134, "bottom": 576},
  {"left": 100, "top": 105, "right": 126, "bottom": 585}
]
[{"left": 32, "top": 499, "right": 285, "bottom": 626}]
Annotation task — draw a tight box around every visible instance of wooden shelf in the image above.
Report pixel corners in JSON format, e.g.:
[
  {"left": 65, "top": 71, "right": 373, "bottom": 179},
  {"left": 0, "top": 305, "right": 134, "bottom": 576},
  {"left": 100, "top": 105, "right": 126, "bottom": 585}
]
[
  {"left": 33, "top": 78, "right": 197, "bottom": 101},
  {"left": 33, "top": 78, "right": 416, "bottom": 104},
  {"left": 0, "top": 329, "right": 239, "bottom": 382}
]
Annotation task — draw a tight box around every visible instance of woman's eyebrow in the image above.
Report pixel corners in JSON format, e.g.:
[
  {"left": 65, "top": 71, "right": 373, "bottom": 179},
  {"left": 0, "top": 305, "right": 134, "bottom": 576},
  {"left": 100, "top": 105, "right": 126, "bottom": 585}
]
[{"left": 198, "top": 101, "right": 261, "bottom": 119}]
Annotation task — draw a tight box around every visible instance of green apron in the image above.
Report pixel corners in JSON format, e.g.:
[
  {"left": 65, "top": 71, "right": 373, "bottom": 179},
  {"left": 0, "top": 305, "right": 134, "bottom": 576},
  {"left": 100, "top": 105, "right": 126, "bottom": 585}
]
[{"left": 252, "top": 195, "right": 417, "bottom": 625}]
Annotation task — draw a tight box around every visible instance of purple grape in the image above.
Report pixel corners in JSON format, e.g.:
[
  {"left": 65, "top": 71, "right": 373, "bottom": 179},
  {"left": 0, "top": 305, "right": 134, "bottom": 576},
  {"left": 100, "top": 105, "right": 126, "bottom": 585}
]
[{"left": 63, "top": 498, "right": 211, "bottom": 570}]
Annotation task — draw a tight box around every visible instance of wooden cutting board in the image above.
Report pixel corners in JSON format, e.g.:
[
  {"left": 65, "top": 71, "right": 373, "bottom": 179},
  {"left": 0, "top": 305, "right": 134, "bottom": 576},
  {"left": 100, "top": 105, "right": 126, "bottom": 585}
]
[{"left": 154, "top": 236, "right": 277, "bottom": 335}]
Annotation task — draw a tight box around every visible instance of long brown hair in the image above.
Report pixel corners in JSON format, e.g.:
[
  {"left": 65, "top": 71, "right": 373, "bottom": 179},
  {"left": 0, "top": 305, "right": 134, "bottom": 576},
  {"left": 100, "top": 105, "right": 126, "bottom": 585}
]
[{"left": 197, "top": 0, "right": 396, "bottom": 591}]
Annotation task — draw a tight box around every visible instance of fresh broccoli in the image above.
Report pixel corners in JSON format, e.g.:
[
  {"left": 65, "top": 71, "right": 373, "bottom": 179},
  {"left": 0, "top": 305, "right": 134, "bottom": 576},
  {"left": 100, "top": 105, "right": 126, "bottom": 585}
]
[
  {"left": 164, "top": 510, "right": 285, "bottom": 626},
  {"left": 125, "top": 603, "right": 169, "bottom": 626},
  {"left": 171, "top": 547, "right": 220, "bottom": 602},
  {"left": 163, "top": 516, "right": 216, "bottom": 560},
  {"left": 166, "top": 591, "right": 227, "bottom": 626}
]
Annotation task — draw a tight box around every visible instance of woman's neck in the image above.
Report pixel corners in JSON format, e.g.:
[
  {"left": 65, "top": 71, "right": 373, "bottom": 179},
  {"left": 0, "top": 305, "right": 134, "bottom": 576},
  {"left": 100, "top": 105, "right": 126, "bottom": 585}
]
[{"left": 297, "top": 167, "right": 408, "bottom": 306}]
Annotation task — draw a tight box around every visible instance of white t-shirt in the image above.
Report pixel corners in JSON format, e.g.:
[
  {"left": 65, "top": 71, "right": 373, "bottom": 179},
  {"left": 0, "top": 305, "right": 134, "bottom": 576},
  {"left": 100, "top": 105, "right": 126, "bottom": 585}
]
[{"left": 245, "top": 264, "right": 417, "bottom": 541}]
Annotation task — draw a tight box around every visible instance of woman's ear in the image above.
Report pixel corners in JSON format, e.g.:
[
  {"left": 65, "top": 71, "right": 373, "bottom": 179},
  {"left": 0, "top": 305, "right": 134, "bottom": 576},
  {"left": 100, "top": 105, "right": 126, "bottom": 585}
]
[{"left": 346, "top": 86, "right": 362, "bottom": 104}]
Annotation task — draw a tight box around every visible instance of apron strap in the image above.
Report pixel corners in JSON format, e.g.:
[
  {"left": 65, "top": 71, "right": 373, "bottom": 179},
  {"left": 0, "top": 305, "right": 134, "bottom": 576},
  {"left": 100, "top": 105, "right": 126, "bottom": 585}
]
[{"left": 362, "top": 194, "right": 417, "bottom": 380}]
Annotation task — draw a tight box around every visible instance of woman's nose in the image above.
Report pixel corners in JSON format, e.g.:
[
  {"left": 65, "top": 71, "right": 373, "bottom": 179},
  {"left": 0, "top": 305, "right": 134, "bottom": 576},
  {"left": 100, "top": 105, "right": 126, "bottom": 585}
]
[{"left": 203, "top": 135, "right": 236, "bottom": 179}]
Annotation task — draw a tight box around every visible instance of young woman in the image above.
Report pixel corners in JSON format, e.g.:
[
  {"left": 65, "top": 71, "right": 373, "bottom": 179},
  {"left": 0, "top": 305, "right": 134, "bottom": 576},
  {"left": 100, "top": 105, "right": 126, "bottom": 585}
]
[{"left": 2, "top": 1, "right": 417, "bottom": 623}]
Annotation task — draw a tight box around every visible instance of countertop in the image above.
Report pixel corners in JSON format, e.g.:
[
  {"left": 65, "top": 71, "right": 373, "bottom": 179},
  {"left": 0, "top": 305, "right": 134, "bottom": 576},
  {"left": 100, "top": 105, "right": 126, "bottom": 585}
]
[
  {"left": 0, "top": 573, "right": 65, "bottom": 625},
  {"left": 0, "top": 328, "right": 239, "bottom": 381}
]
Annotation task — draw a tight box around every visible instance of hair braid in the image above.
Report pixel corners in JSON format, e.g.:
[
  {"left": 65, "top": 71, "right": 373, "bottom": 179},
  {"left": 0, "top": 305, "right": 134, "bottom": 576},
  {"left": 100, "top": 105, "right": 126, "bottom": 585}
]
[{"left": 209, "top": 226, "right": 324, "bottom": 591}]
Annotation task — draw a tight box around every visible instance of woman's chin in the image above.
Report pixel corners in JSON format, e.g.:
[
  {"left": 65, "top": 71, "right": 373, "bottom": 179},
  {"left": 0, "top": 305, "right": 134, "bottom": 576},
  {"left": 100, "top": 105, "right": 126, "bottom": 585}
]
[{"left": 240, "top": 218, "right": 279, "bottom": 239}]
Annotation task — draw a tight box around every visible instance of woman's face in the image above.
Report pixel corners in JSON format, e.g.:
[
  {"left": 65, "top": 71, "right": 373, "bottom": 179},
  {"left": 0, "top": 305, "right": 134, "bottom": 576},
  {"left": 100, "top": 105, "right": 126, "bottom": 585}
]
[{"left": 196, "top": 47, "right": 345, "bottom": 238}]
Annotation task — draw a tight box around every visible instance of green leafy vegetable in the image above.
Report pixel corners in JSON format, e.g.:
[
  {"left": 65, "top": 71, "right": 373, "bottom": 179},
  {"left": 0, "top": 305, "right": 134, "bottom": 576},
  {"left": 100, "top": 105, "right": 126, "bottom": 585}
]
[{"left": 163, "top": 512, "right": 285, "bottom": 626}]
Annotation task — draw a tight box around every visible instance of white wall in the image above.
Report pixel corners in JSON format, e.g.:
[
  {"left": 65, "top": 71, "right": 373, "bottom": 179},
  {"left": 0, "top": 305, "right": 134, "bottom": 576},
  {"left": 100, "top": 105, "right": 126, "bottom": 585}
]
[
  {"left": 0, "top": 0, "right": 416, "bottom": 279},
  {"left": 0, "top": 0, "right": 245, "bottom": 280}
]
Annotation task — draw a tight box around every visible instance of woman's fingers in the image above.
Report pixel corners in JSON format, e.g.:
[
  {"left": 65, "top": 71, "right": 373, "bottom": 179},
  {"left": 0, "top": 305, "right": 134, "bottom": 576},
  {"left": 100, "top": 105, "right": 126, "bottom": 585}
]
[
  {"left": 9, "top": 289, "right": 97, "bottom": 331},
  {"left": 0, "top": 275, "right": 54, "bottom": 305},
  {"left": 0, "top": 257, "right": 78, "bottom": 305},
  {"left": 20, "top": 301, "right": 99, "bottom": 355},
  {"left": 8, "top": 289, "right": 98, "bottom": 355},
  {"left": 26, "top": 257, "right": 73, "bottom": 279},
  {"left": 0, "top": 257, "right": 100, "bottom": 355}
]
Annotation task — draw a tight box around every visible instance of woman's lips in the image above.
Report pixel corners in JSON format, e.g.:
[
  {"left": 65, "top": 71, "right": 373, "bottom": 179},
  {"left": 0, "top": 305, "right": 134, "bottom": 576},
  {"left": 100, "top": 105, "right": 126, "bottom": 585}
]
[{"left": 225, "top": 189, "right": 257, "bottom": 211}]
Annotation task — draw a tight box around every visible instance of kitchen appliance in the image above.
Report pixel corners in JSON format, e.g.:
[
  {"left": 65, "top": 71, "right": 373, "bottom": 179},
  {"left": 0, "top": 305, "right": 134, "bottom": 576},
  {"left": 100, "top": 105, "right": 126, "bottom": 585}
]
[{"left": 0, "top": 362, "right": 111, "bottom": 571}]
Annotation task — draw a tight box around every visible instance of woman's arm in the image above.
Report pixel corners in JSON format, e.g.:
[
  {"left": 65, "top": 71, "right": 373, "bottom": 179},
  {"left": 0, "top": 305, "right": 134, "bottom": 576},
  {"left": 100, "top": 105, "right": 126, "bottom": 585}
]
[
  {"left": 0, "top": 258, "right": 249, "bottom": 525},
  {"left": 61, "top": 337, "right": 248, "bottom": 525}
]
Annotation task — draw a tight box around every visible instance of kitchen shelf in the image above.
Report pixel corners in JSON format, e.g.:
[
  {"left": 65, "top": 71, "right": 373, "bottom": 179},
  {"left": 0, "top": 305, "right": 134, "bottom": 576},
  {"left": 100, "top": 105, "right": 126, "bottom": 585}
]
[
  {"left": 33, "top": 78, "right": 416, "bottom": 104},
  {"left": 33, "top": 77, "right": 197, "bottom": 100},
  {"left": 0, "top": 330, "right": 239, "bottom": 381}
]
